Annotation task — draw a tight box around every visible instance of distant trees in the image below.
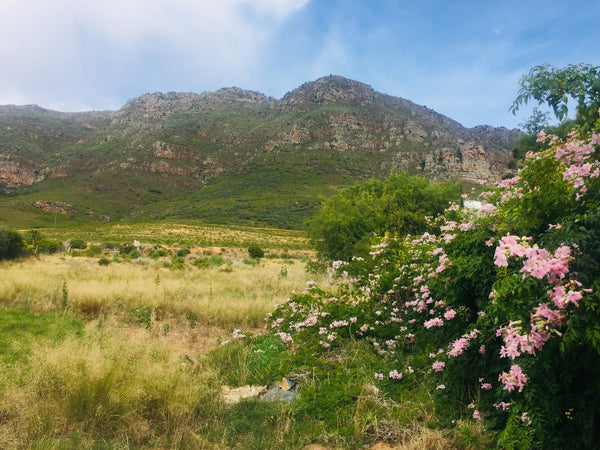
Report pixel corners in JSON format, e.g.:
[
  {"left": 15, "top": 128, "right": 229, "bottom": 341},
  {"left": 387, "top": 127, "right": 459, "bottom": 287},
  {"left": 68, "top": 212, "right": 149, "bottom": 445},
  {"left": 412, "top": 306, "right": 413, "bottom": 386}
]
[{"left": 307, "top": 172, "right": 462, "bottom": 260}]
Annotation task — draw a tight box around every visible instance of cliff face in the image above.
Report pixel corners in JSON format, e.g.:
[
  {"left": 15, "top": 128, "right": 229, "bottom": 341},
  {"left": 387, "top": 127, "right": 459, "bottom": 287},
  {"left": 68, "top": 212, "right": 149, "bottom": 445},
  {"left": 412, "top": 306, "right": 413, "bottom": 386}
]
[{"left": 0, "top": 76, "right": 520, "bottom": 226}]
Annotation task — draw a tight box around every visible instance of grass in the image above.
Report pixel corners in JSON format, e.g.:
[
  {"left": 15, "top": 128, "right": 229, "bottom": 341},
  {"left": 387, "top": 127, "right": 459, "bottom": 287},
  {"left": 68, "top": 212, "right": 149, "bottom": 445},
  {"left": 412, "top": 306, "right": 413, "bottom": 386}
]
[
  {"left": 27, "top": 222, "right": 313, "bottom": 250},
  {"left": 0, "top": 224, "right": 491, "bottom": 448},
  {"left": 0, "top": 252, "right": 320, "bottom": 329}
]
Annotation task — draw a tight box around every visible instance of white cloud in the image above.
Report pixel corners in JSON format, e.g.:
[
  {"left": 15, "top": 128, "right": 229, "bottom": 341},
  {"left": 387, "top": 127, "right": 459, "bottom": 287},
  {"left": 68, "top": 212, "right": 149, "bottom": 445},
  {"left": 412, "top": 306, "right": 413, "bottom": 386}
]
[{"left": 0, "top": 0, "right": 310, "bottom": 110}]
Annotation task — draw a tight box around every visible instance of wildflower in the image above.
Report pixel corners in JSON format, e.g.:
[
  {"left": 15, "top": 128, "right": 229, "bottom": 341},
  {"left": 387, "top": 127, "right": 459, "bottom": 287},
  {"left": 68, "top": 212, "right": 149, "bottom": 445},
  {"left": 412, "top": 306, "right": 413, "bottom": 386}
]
[
  {"left": 232, "top": 329, "right": 246, "bottom": 339},
  {"left": 436, "top": 384, "right": 446, "bottom": 390},
  {"left": 278, "top": 332, "right": 293, "bottom": 343},
  {"left": 389, "top": 370, "right": 403, "bottom": 380}
]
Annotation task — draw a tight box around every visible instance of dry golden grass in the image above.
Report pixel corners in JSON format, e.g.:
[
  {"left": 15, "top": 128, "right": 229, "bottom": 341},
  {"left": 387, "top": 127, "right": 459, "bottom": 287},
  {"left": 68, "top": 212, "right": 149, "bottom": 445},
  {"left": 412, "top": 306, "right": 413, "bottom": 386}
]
[
  {"left": 0, "top": 331, "right": 220, "bottom": 448},
  {"left": 0, "top": 253, "right": 325, "bottom": 331}
]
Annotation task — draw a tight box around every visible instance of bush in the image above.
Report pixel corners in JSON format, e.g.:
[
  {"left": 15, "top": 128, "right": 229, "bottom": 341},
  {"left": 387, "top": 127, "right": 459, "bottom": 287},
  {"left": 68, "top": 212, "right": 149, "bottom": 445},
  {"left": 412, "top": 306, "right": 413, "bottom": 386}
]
[
  {"left": 69, "top": 239, "right": 87, "bottom": 250},
  {"left": 0, "top": 228, "right": 26, "bottom": 260},
  {"left": 307, "top": 171, "right": 461, "bottom": 260},
  {"left": 37, "top": 238, "right": 64, "bottom": 254},
  {"left": 119, "top": 243, "right": 134, "bottom": 255},
  {"left": 247, "top": 245, "right": 264, "bottom": 259},
  {"left": 264, "top": 124, "right": 600, "bottom": 448},
  {"left": 176, "top": 248, "right": 190, "bottom": 257},
  {"left": 97, "top": 258, "right": 111, "bottom": 266}
]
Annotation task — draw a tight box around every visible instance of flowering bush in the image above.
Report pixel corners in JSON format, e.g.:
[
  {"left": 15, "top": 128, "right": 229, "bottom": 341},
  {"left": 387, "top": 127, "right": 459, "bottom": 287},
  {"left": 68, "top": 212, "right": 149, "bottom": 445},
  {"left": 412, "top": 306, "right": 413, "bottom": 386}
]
[{"left": 268, "top": 121, "right": 600, "bottom": 447}]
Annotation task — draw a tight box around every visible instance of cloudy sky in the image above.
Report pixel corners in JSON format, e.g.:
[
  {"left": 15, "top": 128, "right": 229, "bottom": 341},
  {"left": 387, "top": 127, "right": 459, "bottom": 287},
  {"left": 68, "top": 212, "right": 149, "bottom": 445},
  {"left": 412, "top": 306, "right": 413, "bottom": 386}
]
[{"left": 1, "top": 0, "right": 598, "bottom": 128}]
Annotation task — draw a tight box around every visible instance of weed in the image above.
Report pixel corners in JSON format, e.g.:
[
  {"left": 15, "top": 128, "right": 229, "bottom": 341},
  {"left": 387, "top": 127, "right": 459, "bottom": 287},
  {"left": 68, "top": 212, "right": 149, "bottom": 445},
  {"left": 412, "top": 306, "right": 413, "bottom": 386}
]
[{"left": 129, "top": 306, "right": 153, "bottom": 329}]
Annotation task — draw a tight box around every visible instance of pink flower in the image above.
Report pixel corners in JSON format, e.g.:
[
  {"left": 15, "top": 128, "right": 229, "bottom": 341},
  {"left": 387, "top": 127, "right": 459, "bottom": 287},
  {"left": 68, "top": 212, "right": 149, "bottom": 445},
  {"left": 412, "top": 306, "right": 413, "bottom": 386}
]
[
  {"left": 389, "top": 370, "right": 403, "bottom": 380},
  {"left": 499, "top": 364, "right": 527, "bottom": 392},
  {"left": 424, "top": 317, "right": 444, "bottom": 328},
  {"left": 436, "top": 384, "right": 446, "bottom": 390},
  {"left": 494, "top": 401, "right": 510, "bottom": 411},
  {"left": 448, "top": 338, "right": 469, "bottom": 357},
  {"left": 444, "top": 309, "right": 456, "bottom": 320},
  {"left": 473, "top": 410, "right": 482, "bottom": 420},
  {"left": 432, "top": 361, "right": 446, "bottom": 372}
]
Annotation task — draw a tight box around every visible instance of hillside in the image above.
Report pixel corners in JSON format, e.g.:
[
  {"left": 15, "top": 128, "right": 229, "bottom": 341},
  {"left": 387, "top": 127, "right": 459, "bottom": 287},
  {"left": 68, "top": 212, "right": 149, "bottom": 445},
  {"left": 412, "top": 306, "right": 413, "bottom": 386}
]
[{"left": 0, "top": 76, "right": 520, "bottom": 229}]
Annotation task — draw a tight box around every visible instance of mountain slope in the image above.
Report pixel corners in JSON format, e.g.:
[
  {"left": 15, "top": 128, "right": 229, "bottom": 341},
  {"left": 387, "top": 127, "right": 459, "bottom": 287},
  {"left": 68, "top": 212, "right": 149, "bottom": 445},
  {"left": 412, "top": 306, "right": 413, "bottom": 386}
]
[{"left": 0, "top": 76, "right": 520, "bottom": 229}]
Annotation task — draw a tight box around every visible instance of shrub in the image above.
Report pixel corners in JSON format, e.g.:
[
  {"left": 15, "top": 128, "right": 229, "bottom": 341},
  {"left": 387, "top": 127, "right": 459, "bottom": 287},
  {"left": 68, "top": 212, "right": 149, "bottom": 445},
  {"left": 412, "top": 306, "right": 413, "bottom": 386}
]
[
  {"left": 176, "top": 248, "right": 190, "bottom": 257},
  {"left": 119, "top": 243, "right": 134, "bottom": 255},
  {"left": 0, "top": 228, "right": 26, "bottom": 260},
  {"left": 69, "top": 239, "right": 87, "bottom": 250},
  {"left": 247, "top": 245, "right": 264, "bottom": 259},
  {"left": 97, "top": 258, "right": 111, "bottom": 266},
  {"left": 37, "top": 238, "right": 64, "bottom": 254},
  {"left": 307, "top": 171, "right": 461, "bottom": 260},
  {"left": 264, "top": 123, "right": 600, "bottom": 447}
]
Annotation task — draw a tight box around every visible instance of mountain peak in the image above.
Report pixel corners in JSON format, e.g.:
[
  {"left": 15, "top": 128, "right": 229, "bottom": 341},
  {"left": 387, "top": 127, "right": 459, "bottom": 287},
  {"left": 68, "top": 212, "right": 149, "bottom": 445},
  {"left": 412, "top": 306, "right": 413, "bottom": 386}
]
[{"left": 280, "top": 75, "right": 377, "bottom": 107}]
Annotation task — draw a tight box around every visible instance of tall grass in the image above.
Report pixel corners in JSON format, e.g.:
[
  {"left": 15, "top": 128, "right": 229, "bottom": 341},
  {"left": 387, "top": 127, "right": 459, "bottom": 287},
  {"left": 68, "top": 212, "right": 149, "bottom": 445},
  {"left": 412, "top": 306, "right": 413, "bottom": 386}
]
[
  {"left": 0, "top": 254, "right": 324, "bottom": 329},
  {"left": 0, "top": 331, "right": 219, "bottom": 448}
]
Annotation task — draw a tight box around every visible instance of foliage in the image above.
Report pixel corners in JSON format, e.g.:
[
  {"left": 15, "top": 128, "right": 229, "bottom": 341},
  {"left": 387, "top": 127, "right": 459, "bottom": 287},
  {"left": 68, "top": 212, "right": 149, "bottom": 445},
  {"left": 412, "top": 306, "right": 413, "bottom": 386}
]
[
  {"left": 511, "top": 63, "right": 600, "bottom": 127},
  {"left": 265, "top": 122, "right": 600, "bottom": 447},
  {"left": 36, "top": 238, "right": 64, "bottom": 254},
  {"left": 0, "top": 228, "right": 26, "bottom": 260},
  {"left": 248, "top": 244, "right": 265, "bottom": 259},
  {"left": 307, "top": 171, "right": 461, "bottom": 260},
  {"left": 69, "top": 238, "right": 87, "bottom": 250}
]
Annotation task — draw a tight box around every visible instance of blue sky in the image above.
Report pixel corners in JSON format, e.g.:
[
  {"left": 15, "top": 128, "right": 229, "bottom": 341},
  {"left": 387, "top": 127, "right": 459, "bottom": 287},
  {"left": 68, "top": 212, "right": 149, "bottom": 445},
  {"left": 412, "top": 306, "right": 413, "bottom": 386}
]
[{"left": 0, "top": 0, "right": 598, "bottom": 128}]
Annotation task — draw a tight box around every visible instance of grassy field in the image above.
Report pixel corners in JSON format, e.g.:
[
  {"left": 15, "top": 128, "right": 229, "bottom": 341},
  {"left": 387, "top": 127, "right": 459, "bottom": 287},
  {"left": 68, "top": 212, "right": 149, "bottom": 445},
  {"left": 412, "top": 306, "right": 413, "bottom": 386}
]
[
  {"left": 27, "top": 222, "right": 313, "bottom": 250},
  {"left": 0, "top": 225, "right": 484, "bottom": 448}
]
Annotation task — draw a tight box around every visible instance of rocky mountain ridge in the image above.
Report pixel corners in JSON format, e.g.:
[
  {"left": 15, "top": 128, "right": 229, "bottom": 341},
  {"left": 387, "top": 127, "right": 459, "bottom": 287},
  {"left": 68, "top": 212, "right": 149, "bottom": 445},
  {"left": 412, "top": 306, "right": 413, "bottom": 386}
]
[{"left": 0, "top": 76, "right": 520, "bottom": 228}]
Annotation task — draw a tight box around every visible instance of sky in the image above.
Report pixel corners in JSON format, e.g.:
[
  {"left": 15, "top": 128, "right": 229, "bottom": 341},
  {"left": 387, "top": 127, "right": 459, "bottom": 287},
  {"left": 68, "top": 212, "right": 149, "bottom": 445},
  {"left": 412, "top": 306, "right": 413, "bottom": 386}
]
[{"left": 0, "top": 0, "right": 599, "bottom": 129}]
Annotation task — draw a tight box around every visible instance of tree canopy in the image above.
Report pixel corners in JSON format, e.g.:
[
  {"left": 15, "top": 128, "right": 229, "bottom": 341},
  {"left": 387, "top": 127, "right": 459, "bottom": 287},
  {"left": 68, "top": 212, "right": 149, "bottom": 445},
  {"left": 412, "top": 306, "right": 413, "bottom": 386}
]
[
  {"left": 511, "top": 63, "right": 600, "bottom": 127},
  {"left": 307, "top": 172, "right": 461, "bottom": 260}
]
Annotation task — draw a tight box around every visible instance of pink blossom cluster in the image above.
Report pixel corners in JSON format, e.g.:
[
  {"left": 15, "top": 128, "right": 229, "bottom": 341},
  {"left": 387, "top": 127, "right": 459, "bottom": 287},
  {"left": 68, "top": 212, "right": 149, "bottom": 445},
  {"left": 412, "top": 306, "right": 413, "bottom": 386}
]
[
  {"left": 497, "top": 321, "right": 547, "bottom": 359},
  {"left": 498, "top": 364, "right": 527, "bottom": 392}
]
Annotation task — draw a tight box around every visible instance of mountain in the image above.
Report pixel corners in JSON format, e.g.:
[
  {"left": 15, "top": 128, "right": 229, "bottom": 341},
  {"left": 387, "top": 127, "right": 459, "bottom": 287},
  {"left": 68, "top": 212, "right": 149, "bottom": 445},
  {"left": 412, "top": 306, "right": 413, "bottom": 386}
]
[{"left": 0, "top": 76, "right": 520, "bottom": 229}]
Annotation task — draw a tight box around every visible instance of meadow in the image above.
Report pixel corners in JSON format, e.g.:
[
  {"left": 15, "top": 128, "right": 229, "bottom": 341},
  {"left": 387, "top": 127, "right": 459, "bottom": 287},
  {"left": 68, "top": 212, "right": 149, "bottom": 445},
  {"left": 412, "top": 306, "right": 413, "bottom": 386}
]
[
  {"left": 0, "top": 226, "right": 470, "bottom": 449},
  {"left": 0, "top": 229, "right": 323, "bottom": 448}
]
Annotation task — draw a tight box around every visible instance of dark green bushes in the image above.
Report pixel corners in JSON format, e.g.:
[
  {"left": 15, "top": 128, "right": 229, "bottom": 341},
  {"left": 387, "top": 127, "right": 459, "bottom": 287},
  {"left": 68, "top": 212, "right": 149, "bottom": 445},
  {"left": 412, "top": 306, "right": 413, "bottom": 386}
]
[{"left": 0, "top": 228, "right": 26, "bottom": 260}]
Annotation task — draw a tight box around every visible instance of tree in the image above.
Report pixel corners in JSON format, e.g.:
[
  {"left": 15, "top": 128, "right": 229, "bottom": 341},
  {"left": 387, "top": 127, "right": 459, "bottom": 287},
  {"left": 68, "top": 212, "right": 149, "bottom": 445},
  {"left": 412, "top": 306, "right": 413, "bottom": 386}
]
[
  {"left": 510, "top": 63, "right": 600, "bottom": 127},
  {"left": 519, "top": 107, "right": 551, "bottom": 135},
  {"left": 307, "top": 172, "right": 461, "bottom": 260},
  {"left": 0, "top": 228, "right": 26, "bottom": 260}
]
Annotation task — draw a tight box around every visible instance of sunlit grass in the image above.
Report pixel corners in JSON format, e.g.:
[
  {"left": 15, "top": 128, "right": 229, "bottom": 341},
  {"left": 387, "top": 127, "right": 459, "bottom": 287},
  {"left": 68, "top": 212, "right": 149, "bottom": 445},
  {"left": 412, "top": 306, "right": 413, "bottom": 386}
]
[{"left": 0, "top": 253, "right": 324, "bottom": 329}]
